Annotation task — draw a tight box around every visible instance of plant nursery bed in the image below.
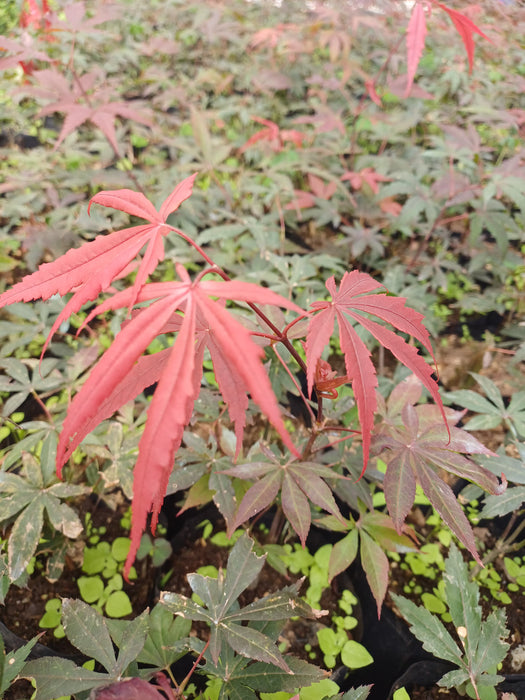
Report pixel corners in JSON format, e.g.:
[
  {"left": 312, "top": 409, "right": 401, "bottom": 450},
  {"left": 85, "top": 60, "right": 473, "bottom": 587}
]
[{"left": 1, "top": 494, "right": 155, "bottom": 657}]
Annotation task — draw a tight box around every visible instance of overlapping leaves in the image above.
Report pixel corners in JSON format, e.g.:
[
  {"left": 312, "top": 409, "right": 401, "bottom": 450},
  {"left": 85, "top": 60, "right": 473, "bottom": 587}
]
[
  {"left": 55, "top": 264, "right": 302, "bottom": 577},
  {"left": 222, "top": 455, "right": 347, "bottom": 545},
  {"left": 0, "top": 174, "right": 196, "bottom": 356},
  {"left": 306, "top": 271, "right": 447, "bottom": 475}
]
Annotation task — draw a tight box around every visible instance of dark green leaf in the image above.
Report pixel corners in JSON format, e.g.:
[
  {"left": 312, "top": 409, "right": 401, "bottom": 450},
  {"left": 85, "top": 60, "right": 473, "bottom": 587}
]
[
  {"left": 138, "top": 604, "right": 192, "bottom": 668},
  {"left": 235, "top": 656, "right": 324, "bottom": 692},
  {"left": 114, "top": 610, "right": 149, "bottom": 674},
  {"left": 220, "top": 533, "right": 265, "bottom": 616},
  {"left": 160, "top": 591, "right": 213, "bottom": 623},
  {"left": 9, "top": 498, "right": 44, "bottom": 581},
  {"left": 2, "top": 635, "right": 41, "bottom": 691},
  {"left": 62, "top": 599, "right": 116, "bottom": 672},
  {"left": 22, "top": 657, "right": 109, "bottom": 700},
  {"left": 222, "top": 622, "right": 290, "bottom": 672}
]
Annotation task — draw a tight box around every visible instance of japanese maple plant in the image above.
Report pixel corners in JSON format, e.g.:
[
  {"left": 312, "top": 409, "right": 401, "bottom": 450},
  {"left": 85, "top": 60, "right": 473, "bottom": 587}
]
[
  {"left": 0, "top": 167, "right": 505, "bottom": 605},
  {"left": 0, "top": 0, "right": 508, "bottom": 639}
]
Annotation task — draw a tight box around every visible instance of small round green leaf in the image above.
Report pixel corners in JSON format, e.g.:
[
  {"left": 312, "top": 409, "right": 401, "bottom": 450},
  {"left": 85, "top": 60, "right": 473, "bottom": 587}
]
[
  {"left": 341, "top": 640, "right": 374, "bottom": 669},
  {"left": 77, "top": 575, "right": 104, "bottom": 603},
  {"left": 105, "top": 590, "right": 132, "bottom": 618}
]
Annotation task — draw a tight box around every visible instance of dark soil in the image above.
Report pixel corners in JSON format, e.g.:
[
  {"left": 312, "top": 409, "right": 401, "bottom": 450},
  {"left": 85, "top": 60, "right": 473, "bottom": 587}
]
[{"left": 2, "top": 494, "right": 155, "bottom": 700}]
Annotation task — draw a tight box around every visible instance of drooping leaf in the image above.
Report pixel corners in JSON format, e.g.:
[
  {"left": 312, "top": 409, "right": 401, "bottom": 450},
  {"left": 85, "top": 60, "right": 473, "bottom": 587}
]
[
  {"left": 231, "top": 470, "right": 283, "bottom": 534},
  {"left": 405, "top": 2, "right": 427, "bottom": 96},
  {"left": 328, "top": 528, "right": 359, "bottom": 582},
  {"left": 281, "top": 471, "right": 311, "bottom": 546},
  {"left": 50, "top": 265, "right": 301, "bottom": 576},
  {"left": 436, "top": 3, "right": 491, "bottom": 73},
  {"left": 306, "top": 271, "right": 445, "bottom": 475},
  {"left": 359, "top": 530, "right": 389, "bottom": 617}
]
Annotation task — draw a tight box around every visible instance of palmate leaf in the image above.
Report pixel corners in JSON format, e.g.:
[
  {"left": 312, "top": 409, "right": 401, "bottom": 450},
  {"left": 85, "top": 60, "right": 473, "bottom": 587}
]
[
  {"left": 375, "top": 402, "right": 505, "bottom": 562},
  {"left": 0, "top": 174, "right": 196, "bottom": 356},
  {"left": 162, "top": 534, "right": 323, "bottom": 671},
  {"left": 55, "top": 266, "right": 301, "bottom": 577},
  {"left": 436, "top": 2, "right": 490, "bottom": 73},
  {"left": 306, "top": 271, "right": 446, "bottom": 476},
  {"left": 394, "top": 545, "right": 509, "bottom": 695},
  {"left": 224, "top": 459, "right": 346, "bottom": 545},
  {"left": 402, "top": 1, "right": 490, "bottom": 98}
]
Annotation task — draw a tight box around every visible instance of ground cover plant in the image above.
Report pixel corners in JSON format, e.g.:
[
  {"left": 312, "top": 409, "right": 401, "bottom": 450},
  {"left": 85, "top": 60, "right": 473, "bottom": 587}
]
[{"left": 0, "top": 0, "right": 524, "bottom": 698}]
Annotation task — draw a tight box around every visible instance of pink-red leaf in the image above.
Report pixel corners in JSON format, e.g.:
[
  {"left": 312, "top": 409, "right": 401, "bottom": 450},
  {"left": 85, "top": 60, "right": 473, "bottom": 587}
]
[
  {"left": 57, "top": 295, "right": 183, "bottom": 471},
  {"left": 51, "top": 267, "right": 301, "bottom": 574},
  {"left": 418, "top": 461, "right": 480, "bottom": 563},
  {"left": 88, "top": 189, "right": 160, "bottom": 222},
  {"left": 0, "top": 176, "right": 196, "bottom": 354},
  {"left": 405, "top": 2, "right": 427, "bottom": 96},
  {"left": 382, "top": 450, "right": 418, "bottom": 534},
  {"left": 436, "top": 2, "right": 490, "bottom": 73},
  {"left": 125, "top": 297, "right": 199, "bottom": 577},
  {"left": 290, "top": 468, "right": 345, "bottom": 526},
  {"left": 306, "top": 271, "right": 445, "bottom": 476}
]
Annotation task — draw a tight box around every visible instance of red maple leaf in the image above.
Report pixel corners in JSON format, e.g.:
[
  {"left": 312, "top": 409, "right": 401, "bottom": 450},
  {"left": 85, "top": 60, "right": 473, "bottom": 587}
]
[
  {"left": 19, "top": 0, "right": 51, "bottom": 30},
  {"left": 0, "top": 174, "right": 197, "bottom": 354},
  {"left": 306, "top": 271, "right": 447, "bottom": 476},
  {"left": 341, "top": 167, "right": 390, "bottom": 195},
  {"left": 405, "top": 2, "right": 427, "bottom": 96},
  {"left": 32, "top": 67, "right": 153, "bottom": 154},
  {"left": 240, "top": 116, "right": 305, "bottom": 154},
  {"left": 435, "top": 2, "right": 490, "bottom": 73},
  {"left": 403, "top": 2, "right": 490, "bottom": 95},
  {"left": 54, "top": 265, "right": 302, "bottom": 577}
]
